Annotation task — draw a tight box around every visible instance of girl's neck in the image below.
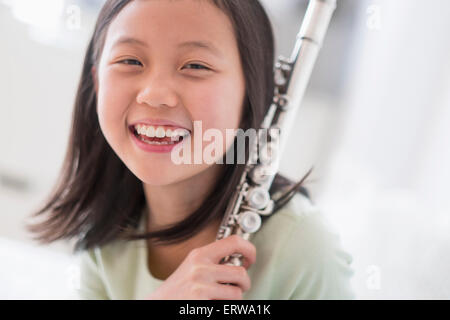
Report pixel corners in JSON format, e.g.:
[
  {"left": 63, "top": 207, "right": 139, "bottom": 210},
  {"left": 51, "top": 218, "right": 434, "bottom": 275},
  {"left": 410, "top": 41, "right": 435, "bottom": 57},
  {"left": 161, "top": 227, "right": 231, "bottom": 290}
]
[
  {"left": 143, "top": 163, "right": 224, "bottom": 233},
  {"left": 142, "top": 163, "right": 225, "bottom": 280}
]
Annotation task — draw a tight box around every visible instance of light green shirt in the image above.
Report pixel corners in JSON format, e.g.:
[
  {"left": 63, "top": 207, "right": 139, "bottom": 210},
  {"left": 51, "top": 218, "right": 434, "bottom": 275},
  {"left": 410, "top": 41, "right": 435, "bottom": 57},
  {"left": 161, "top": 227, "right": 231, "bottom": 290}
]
[{"left": 76, "top": 192, "right": 355, "bottom": 300}]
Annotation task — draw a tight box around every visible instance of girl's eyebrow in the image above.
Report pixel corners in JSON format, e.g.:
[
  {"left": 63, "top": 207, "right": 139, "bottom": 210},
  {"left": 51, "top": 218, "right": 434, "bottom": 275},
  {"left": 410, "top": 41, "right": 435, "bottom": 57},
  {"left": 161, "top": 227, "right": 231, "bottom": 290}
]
[
  {"left": 112, "top": 36, "right": 223, "bottom": 58},
  {"left": 112, "top": 36, "right": 148, "bottom": 48},
  {"left": 178, "top": 41, "right": 223, "bottom": 58}
]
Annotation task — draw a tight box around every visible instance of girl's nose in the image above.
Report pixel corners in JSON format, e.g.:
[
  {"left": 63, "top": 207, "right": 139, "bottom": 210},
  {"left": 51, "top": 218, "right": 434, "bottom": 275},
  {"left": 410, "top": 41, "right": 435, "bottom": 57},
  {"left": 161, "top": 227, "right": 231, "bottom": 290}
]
[{"left": 136, "top": 74, "right": 178, "bottom": 109}]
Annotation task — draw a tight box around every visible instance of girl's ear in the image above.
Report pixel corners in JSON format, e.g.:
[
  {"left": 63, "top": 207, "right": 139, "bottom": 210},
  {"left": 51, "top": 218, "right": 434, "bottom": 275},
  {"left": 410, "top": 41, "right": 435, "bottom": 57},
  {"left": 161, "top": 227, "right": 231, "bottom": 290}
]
[{"left": 91, "top": 66, "right": 99, "bottom": 94}]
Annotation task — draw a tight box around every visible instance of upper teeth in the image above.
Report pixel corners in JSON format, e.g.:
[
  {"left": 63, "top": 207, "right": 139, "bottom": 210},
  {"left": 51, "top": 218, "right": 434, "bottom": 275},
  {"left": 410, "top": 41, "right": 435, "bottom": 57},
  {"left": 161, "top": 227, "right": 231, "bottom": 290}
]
[{"left": 135, "top": 124, "right": 190, "bottom": 140}]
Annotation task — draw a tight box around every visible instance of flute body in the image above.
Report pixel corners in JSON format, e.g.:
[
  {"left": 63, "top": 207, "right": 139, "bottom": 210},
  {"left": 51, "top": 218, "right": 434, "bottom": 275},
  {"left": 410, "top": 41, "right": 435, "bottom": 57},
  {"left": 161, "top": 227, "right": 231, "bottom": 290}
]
[{"left": 216, "top": 0, "right": 337, "bottom": 266}]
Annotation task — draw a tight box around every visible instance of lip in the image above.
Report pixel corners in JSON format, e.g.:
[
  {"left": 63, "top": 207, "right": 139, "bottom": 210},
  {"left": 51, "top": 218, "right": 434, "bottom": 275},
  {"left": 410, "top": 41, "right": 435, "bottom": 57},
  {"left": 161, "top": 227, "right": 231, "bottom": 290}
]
[
  {"left": 130, "top": 128, "right": 188, "bottom": 154},
  {"left": 129, "top": 118, "right": 192, "bottom": 132},
  {"left": 128, "top": 118, "right": 191, "bottom": 154}
]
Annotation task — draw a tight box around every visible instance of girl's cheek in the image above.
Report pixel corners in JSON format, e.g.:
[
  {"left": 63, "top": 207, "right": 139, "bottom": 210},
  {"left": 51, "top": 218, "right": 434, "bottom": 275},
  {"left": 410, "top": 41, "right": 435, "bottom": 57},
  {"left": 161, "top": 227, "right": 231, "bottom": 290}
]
[
  {"left": 191, "top": 88, "right": 243, "bottom": 156},
  {"left": 97, "top": 73, "right": 131, "bottom": 142},
  {"left": 191, "top": 79, "right": 243, "bottom": 131},
  {"left": 99, "top": 72, "right": 127, "bottom": 107}
]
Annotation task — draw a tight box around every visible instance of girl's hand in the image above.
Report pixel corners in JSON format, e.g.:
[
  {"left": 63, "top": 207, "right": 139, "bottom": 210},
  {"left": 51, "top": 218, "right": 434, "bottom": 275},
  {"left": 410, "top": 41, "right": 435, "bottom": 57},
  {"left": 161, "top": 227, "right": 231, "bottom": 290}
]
[{"left": 144, "top": 235, "right": 256, "bottom": 300}]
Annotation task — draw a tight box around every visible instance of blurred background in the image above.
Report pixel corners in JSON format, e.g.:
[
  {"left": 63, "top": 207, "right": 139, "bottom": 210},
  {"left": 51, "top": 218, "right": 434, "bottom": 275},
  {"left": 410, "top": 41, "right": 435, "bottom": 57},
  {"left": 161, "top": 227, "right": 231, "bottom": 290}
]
[{"left": 1, "top": 0, "right": 449, "bottom": 299}]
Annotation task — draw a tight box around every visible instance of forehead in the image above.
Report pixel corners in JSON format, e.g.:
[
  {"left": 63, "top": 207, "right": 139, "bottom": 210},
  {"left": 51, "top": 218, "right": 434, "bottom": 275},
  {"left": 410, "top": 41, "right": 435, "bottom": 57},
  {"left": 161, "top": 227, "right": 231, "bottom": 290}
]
[{"left": 104, "top": 0, "right": 236, "bottom": 53}]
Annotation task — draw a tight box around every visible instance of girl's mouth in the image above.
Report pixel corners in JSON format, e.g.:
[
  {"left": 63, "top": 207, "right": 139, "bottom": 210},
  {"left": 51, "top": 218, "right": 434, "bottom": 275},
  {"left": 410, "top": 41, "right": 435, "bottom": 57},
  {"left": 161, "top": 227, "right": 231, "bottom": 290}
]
[
  {"left": 129, "top": 124, "right": 190, "bottom": 153},
  {"left": 134, "top": 130, "right": 184, "bottom": 145}
]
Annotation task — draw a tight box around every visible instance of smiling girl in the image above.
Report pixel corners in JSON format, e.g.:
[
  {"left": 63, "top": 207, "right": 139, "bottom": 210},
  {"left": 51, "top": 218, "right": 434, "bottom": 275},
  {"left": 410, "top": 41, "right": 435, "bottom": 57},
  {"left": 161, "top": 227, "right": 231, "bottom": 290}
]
[{"left": 28, "top": 0, "right": 355, "bottom": 300}]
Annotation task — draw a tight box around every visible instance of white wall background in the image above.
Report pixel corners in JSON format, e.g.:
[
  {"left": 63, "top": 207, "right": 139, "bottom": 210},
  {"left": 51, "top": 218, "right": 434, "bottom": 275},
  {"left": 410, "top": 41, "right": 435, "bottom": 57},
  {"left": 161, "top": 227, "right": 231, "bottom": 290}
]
[
  {"left": 0, "top": 0, "right": 449, "bottom": 299},
  {"left": 316, "top": 0, "right": 450, "bottom": 299}
]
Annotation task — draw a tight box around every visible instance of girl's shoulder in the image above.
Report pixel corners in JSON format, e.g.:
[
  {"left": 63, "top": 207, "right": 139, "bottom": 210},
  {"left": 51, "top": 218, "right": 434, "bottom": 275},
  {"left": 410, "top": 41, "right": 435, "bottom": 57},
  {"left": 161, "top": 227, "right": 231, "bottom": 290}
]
[
  {"left": 77, "top": 210, "right": 147, "bottom": 273},
  {"left": 248, "top": 192, "right": 356, "bottom": 299},
  {"left": 255, "top": 191, "right": 326, "bottom": 239},
  {"left": 253, "top": 191, "right": 351, "bottom": 264}
]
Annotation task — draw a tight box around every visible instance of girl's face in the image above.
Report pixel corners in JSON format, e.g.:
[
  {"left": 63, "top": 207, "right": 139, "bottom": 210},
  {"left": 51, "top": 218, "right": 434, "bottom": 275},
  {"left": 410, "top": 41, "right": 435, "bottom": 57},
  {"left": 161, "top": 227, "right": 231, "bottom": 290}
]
[{"left": 94, "top": 0, "right": 246, "bottom": 186}]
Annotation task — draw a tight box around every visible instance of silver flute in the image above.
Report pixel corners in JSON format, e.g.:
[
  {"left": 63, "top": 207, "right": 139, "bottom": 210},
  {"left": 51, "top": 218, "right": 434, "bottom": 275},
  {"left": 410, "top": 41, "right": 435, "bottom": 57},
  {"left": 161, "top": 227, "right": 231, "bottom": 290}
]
[{"left": 216, "top": 0, "right": 337, "bottom": 266}]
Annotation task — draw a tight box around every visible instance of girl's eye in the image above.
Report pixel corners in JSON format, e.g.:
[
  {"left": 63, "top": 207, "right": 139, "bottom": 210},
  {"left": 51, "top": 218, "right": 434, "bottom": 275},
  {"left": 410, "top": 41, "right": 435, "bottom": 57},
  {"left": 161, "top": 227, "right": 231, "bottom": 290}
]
[
  {"left": 118, "top": 59, "right": 143, "bottom": 66},
  {"left": 183, "top": 63, "right": 210, "bottom": 71}
]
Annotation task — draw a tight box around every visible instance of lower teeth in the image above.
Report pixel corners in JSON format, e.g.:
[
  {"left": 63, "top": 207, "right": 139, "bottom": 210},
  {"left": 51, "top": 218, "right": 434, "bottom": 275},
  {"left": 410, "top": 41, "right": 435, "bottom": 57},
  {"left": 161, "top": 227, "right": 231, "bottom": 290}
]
[{"left": 138, "top": 136, "right": 179, "bottom": 145}]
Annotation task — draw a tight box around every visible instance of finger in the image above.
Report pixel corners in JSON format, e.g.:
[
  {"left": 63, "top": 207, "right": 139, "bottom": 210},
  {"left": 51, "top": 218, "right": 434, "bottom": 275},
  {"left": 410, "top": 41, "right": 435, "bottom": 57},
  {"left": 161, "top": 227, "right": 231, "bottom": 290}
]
[
  {"left": 203, "top": 235, "right": 257, "bottom": 267},
  {"left": 211, "top": 282, "right": 244, "bottom": 300},
  {"left": 241, "top": 256, "right": 251, "bottom": 270},
  {"left": 212, "top": 264, "right": 251, "bottom": 292}
]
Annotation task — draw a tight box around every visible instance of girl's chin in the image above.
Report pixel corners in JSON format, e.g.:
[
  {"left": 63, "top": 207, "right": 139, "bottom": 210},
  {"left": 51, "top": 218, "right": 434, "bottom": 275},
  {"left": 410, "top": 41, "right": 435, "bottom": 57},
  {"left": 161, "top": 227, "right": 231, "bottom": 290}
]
[
  {"left": 135, "top": 168, "right": 192, "bottom": 187},
  {"left": 137, "top": 172, "right": 181, "bottom": 186},
  {"left": 135, "top": 164, "right": 212, "bottom": 187}
]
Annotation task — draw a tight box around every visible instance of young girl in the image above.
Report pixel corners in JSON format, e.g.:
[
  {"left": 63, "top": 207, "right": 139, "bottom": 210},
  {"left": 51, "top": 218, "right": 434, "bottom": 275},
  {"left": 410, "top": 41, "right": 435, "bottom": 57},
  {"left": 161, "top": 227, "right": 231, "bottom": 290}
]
[{"left": 28, "top": 0, "right": 355, "bottom": 300}]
